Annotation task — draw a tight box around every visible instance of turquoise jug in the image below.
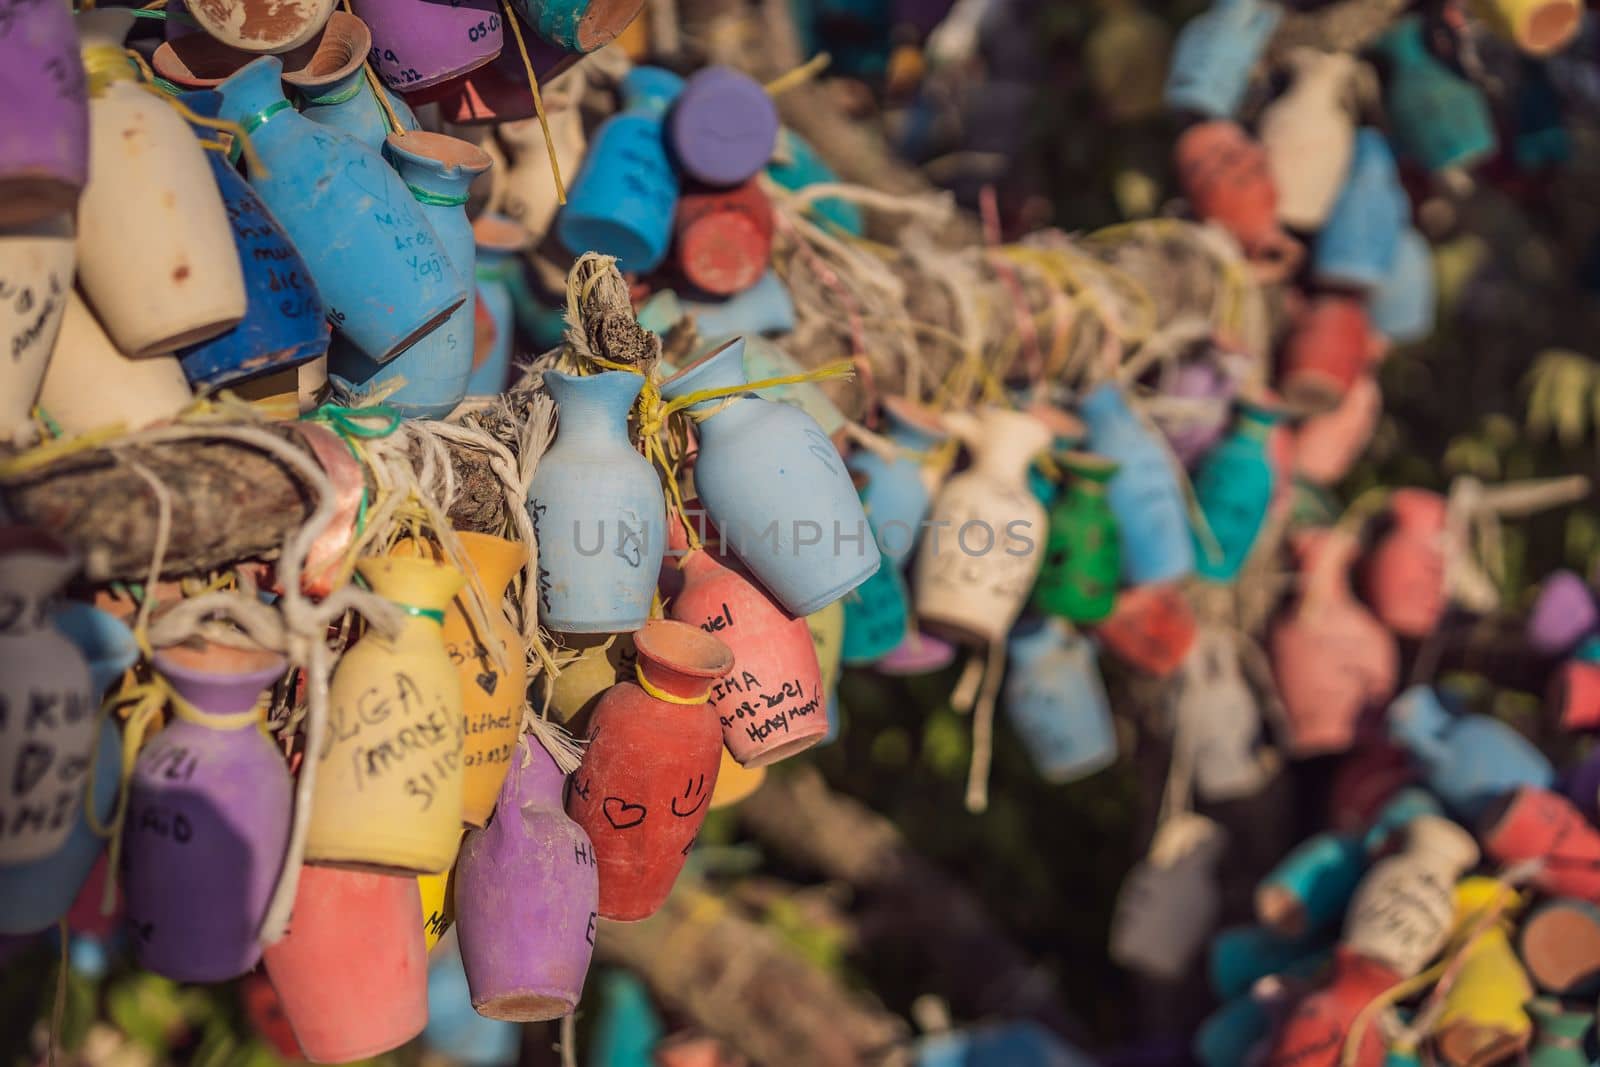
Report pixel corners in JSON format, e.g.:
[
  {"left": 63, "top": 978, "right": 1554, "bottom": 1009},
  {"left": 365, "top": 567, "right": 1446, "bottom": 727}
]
[
  {"left": 1163, "top": 0, "right": 1282, "bottom": 118},
  {"left": 846, "top": 398, "right": 948, "bottom": 564},
  {"left": 1195, "top": 994, "right": 1273, "bottom": 1067},
  {"left": 1003, "top": 618, "right": 1116, "bottom": 783},
  {"left": 466, "top": 216, "right": 526, "bottom": 397},
  {"left": 215, "top": 57, "right": 467, "bottom": 364},
  {"left": 661, "top": 339, "right": 880, "bottom": 616},
  {"left": 1081, "top": 381, "right": 1194, "bottom": 584},
  {"left": 330, "top": 131, "right": 487, "bottom": 418},
  {"left": 1375, "top": 17, "right": 1497, "bottom": 172},
  {"left": 1191, "top": 399, "right": 1282, "bottom": 582},
  {"left": 766, "top": 129, "right": 864, "bottom": 237},
  {"left": 1313, "top": 129, "right": 1406, "bottom": 291},
  {"left": 527, "top": 371, "right": 665, "bottom": 633},
  {"left": 557, "top": 67, "right": 683, "bottom": 274},
  {"left": 1209, "top": 924, "right": 1332, "bottom": 1000},
  {"left": 1369, "top": 228, "right": 1435, "bottom": 345},
  {"left": 0, "top": 604, "right": 135, "bottom": 935},
  {"left": 1389, "top": 685, "right": 1554, "bottom": 820},
  {"left": 588, "top": 970, "right": 662, "bottom": 1067},
  {"left": 841, "top": 519, "right": 910, "bottom": 666}
]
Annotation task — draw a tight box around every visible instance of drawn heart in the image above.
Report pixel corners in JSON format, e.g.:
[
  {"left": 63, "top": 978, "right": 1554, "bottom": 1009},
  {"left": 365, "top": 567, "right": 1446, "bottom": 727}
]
[
  {"left": 341, "top": 154, "right": 392, "bottom": 208},
  {"left": 603, "top": 796, "right": 647, "bottom": 830},
  {"left": 475, "top": 672, "right": 497, "bottom": 695}
]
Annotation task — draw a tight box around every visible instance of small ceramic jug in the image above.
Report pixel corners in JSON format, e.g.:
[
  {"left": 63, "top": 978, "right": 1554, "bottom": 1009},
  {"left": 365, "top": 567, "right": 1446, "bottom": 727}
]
[
  {"left": 1163, "top": 0, "right": 1281, "bottom": 118},
  {"left": 1527, "top": 997, "right": 1592, "bottom": 1067},
  {"left": 1004, "top": 618, "right": 1117, "bottom": 783},
  {"left": 847, "top": 398, "right": 948, "bottom": 565},
  {"left": 840, "top": 527, "right": 911, "bottom": 667},
  {"left": 1552, "top": 642, "right": 1600, "bottom": 734},
  {"left": 280, "top": 13, "right": 420, "bottom": 155},
  {"left": 1259, "top": 49, "right": 1358, "bottom": 231},
  {"left": 184, "top": 0, "right": 335, "bottom": 52},
  {"left": 124, "top": 642, "right": 291, "bottom": 982},
  {"left": 1081, "top": 381, "right": 1195, "bottom": 584},
  {"left": 1432, "top": 880, "right": 1535, "bottom": 1065},
  {"left": 1361, "top": 489, "right": 1447, "bottom": 637},
  {"left": 1159, "top": 356, "right": 1235, "bottom": 468},
  {"left": 330, "top": 130, "right": 488, "bottom": 419},
  {"left": 1095, "top": 582, "right": 1197, "bottom": 677},
  {"left": 566, "top": 621, "right": 732, "bottom": 921},
  {"left": 670, "top": 548, "right": 827, "bottom": 767},
  {"left": 1481, "top": 788, "right": 1600, "bottom": 901},
  {"left": 466, "top": 215, "right": 530, "bottom": 396},
  {"left": 0, "top": 0, "right": 88, "bottom": 227},
  {"left": 1269, "top": 528, "right": 1399, "bottom": 757},
  {"left": 1375, "top": 17, "right": 1498, "bottom": 172},
  {"left": 1342, "top": 814, "right": 1479, "bottom": 978},
  {"left": 0, "top": 216, "right": 73, "bottom": 443},
  {"left": 456, "top": 737, "right": 598, "bottom": 1020},
  {"left": 1033, "top": 452, "right": 1121, "bottom": 624},
  {"left": 38, "top": 291, "right": 193, "bottom": 434},
  {"left": 662, "top": 339, "right": 879, "bottom": 616},
  {"left": 263, "top": 866, "right": 428, "bottom": 1063},
  {"left": 1468, "top": 0, "right": 1580, "bottom": 56},
  {"left": 1295, "top": 374, "right": 1381, "bottom": 485},
  {"left": 1191, "top": 398, "right": 1282, "bottom": 582},
  {"left": 667, "top": 66, "right": 780, "bottom": 188},
  {"left": 1108, "top": 813, "right": 1226, "bottom": 980},
  {"left": 1209, "top": 924, "right": 1331, "bottom": 1001},
  {"left": 1174, "top": 627, "right": 1272, "bottom": 802},
  {"left": 513, "top": 0, "right": 645, "bottom": 52},
  {"left": 1527, "top": 571, "right": 1598, "bottom": 655},
  {"left": 498, "top": 72, "right": 586, "bottom": 241},
  {"left": 173, "top": 91, "right": 329, "bottom": 391},
  {"left": 542, "top": 632, "right": 635, "bottom": 724},
  {"left": 1259, "top": 948, "right": 1401, "bottom": 1067},
  {"left": 527, "top": 370, "right": 665, "bottom": 633},
  {"left": 307, "top": 555, "right": 467, "bottom": 873},
  {"left": 557, "top": 67, "right": 684, "bottom": 273},
  {"left": 1388, "top": 685, "right": 1553, "bottom": 820},
  {"left": 1173, "top": 121, "right": 1302, "bottom": 279},
  {"left": 1281, "top": 295, "right": 1381, "bottom": 410},
  {"left": 1313, "top": 128, "right": 1406, "bottom": 291},
  {"left": 216, "top": 56, "right": 465, "bottom": 364},
  {"left": 150, "top": 34, "right": 254, "bottom": 91},
  {"left": 0, "top": 530, "right": 97, "bottom": 865},
  {"left": 673, "top": 180, "right": 775, "bottom": 297},
  {"left": 913, "top": 407, "right": 1051, "bottom": 645},
  {"left": 351, "top": 0, "right": 501, "bottom": 93},
  {"left": 683, "top": 271, "right": 799, "bottom": 341},
  {"left": 766, "top": 129, "right": 864, "bottom": 237},
  {"left": 76, "top": 10, "right": 246, "bottom": 359},
  {"left": 425, "top": 943, "right": 521, "bottom": 1066},
  {"left": 1369, "top": 228, "right": 1436, "bottom": 345}
]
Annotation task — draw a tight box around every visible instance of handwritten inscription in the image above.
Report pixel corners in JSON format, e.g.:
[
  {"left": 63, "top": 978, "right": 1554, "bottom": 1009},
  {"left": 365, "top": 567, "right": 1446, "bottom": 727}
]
[
  {"left": 0, "top": 682, "right": 94, "bottom": 845},
  {"left": 710, "top": 668, "right": 822, "bottom": 746}
]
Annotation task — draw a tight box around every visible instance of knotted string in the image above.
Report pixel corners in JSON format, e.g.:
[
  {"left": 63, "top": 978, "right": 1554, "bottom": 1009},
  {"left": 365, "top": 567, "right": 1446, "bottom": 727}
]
[{"left": 634, "top": 664, "right": 709, "bottom": 705}]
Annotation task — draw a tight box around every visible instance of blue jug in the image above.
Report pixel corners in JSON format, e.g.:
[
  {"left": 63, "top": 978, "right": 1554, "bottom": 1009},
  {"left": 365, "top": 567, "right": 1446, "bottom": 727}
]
[
  {"left": 282, "top": 12, "right": 419, "bottom": 155},
  {"left": 557, "top": 67, "right": 683, "bottom": 274},
  {"left": 847, "top": 398, "right": 948, "bottom": 565},
  {"left": 1003, "top": 617, "right": 1117, "bottom": 783},
  {"left": 683, "top": 270, "right": 798, "bottom": 340},
  {"left": 1313, "top": 129, "right": 1406, "bottom": 291},
  {"left": 841, "top": 520, "right": 910, "bottom": 666},
  {"left": 1369, "top": 228, "right": 1436, "bottom": 345},
  {"left": 1081, "top": 381, "right": 1194, "bottom": 584},
  {"left": 1164, "top": 0, "right": 1282, "bottom": 118},
  {"left": 1389, "top": 685, "right": 1554, "bottom": 820},
  {"left": 1195, "top": 994, "right": 1274, "bottom": 1067},
  {"left": 466, "top": 215, "right": 527, "bottom": 397},
  {"left": 1209, "top": 924, "right": 1332, "bottom": 1000}
]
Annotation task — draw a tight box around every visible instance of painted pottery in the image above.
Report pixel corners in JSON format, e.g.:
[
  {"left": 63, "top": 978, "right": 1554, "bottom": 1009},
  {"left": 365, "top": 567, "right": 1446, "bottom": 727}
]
[
  {"left": 682, "top": 270, "right": 798, "bottom": 340},
  {"left": 1529, "top": 570, "right": 1597, "bottom": 655},
  {"left": 1191, "top": 399, "right": 1281, "bottom": 581},
  {"left": 1313, "top": 128, "right": 1406, "bottom": 291},
  {"left": 0, "top": 0, "right": 89, "bottom": 227},
  {"left": 1004, "top": 618, "right": 1117, "bottom": 783},
  {"left": 1109, "top": 813, "right": 1226, "bottom": 980},
  {"left": 1281, "top": 295, "right": 1379, "bottom": 410},
  {"left": 1375, "top": 17, "right": 1498, "bottom": 172},
  {"left": 1388, "top": 685, "right": 1553, "bottom": 820},
  {"left": 498, "top": 79, "right": 587, "bottom": 240},
  {"left": 673, "top": 180, "right": 775, "bottom": 297},
  {"left": 185, "top": 0, "right": 337, "bottom": 53},
  {"left": 466, "top": 215, "right": 529, "bottom": 396},
  {"left": 1259, "top": 948, "right": 1400, "bottom": 1067},
  {"left": 667, "top": 66, "right": 780, "bottom": 188},
  {"left": 1481, "top": 788, "right": 1600, "bottom": 901},
  {"left": 352, "top": 0, "right": 501, "bottom": 93},
  {"left": 1518, "top": 900, "right": 1600, "bottom": 995},
  {"left": 1163, "top": 0, "right": 1281, "bottom": 118},
  {"left": 514, "top": 0, "right": 646, "bottom": 52},
  {"left": 1082, "top": 381, "right": 1194, "bottom": 584},
  {"left": 1369, "top": 228, "right": 1436, "bottom": 345},
  {"left": 280, "top": 13, "right": 419, "bottom": 154},
  {"left": 1361, "top": 489, "right": 1447, "bottom": 638},
  {"left": 766, "top": 128, "right": 863, "bottom": 236},
  {"left": 847, "top": 398, "right": 948, "bottom": 565},
  {"left": 0, "top": 216, "right": 73, "bottom": 443},
  {"left": 1469, "top": 0, "right": 1580, "bottom": 56},
  {"left": 1173, "top": 120, "right": 1301, "bottom": 278},
  {"left": 1174, "top": 626, "right": 1272, "bottom": 801},
  {"left": 1294, "top": 374, "right": 1381, "bottom": 485},
  {"left": 1527, "top": 998, "right": 1593, "bottom": 1067},
  {"left": 1095, "top": 582, "right": 1197, "bottom": 678},
  {"left": 1259, "top": 49, "right": 1358, "bottom": 231},
  {"left": 841, "top": 529, "right": 911, "bottom": 667},
  {"left": 1033, "top": 452, "right": 1120, "bottom": 623}
]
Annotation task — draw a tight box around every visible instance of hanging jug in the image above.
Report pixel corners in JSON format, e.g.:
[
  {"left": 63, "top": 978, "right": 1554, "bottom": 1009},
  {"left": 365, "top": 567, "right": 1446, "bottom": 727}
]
[{"left": 1081, "top": 381, "right": 1195, "bottom": 584}]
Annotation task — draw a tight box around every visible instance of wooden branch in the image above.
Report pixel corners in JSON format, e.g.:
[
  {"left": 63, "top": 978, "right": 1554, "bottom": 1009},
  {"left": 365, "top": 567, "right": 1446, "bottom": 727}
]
[{"left": 595, "top": 883, "right": 912, "bottom": 1067}]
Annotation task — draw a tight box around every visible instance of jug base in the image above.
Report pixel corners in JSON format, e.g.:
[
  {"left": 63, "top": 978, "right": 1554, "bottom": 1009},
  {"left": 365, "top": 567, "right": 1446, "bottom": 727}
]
[
  {"left": 0, "top": 178, "right": 79, "bottom": 229},
  {"left": 473, "top": 989, "right": 579, "bottom": 1023},
  {"left": 738, "top": 730, "right": 825, "bottom": 769},
  {"left": 780, "top": 561, "right": 880, "bottom": 618}
]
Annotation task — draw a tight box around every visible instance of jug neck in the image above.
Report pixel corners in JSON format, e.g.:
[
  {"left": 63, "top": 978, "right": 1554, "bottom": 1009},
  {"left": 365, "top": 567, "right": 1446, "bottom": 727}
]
[
  {"left": 216, "top": 57, "right": 301, "bottom": 156},
  {"left": 386, "top": 131, "right": 492, "bottom": 204},
  {"left": 455, "top": 532, "right": 529, "bottom": 600},
  {"left": 632, "top": 621, "right": 734, "bottom": 704},
  {"left": 969, "top": 410, "right": 1053, "bottom": 484},
  {"left": 509, "top": 736, "right": 568, "bottom": 809},
  {"left": 154, "top": 644, "right": 288, "bottom": 717},
  {"left": 545, "top": 371, "right": 645, "bottom": 448}
]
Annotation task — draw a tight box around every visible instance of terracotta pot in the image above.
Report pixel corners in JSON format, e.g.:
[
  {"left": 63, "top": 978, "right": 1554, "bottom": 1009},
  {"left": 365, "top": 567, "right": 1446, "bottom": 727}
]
[
  {"left": 1281, "top": 296, "right": 1382, "bottom": 412},
  {"left": 151, "top": 35, "right": 255, "bottom": 89},
  {"left": 566, "top": 620, "right": 732, "bottom": 921},
  {"left": 1173, "top": 120, "right": 1302, "bottom": 280},
  {"left": 1518, "top": 899, "right": 1600, "bottom": 996},
  {"left": 1259, "top": 947, "right": 1401, "bottom": 1067},
  {"left": 1294, "top": 374, "right": 1381, "bottom": 485},
  {"left": 1094, "top": 583, "right": 1197, "bottom": 678},
  {"left": 673, "top": 180, "right": 775, "bottom": 297},
  {"left": 186, "top": 0, "right": 337, "bottom": 53},
  {"left": 1481, "top": 788, "right": 1600, "bottom": 901},
  {"left": 263, "top": 866, "right": 427, "bottom": 1063},
  {"left": 1361, "top": 489, "right": 1447, "bottom": 637},
  {"left": 1551, "top": 654, "right": 1600, "bottom": 732}
]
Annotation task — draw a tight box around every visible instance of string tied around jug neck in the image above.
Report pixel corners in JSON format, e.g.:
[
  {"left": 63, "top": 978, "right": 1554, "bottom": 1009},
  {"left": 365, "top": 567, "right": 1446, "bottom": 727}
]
[{"left": 634, "top": 663, "right": 710, "bottom": 706}]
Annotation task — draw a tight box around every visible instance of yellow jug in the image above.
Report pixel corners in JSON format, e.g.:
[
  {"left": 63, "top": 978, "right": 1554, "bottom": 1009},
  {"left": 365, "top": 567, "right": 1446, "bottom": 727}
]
[
  {"left": 1433, "top": 877, "right": 1533, "bottom": 1065},
  {"left": 809, "top": 599, "right": 845, "bottom": 694}
]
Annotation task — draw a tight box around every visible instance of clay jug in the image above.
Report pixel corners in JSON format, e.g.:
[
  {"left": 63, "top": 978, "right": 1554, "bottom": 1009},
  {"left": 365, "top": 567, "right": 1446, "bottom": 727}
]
[
  {"left": 466, "top": 215, "right": 529, "bottom": 397},
  {"left": 1480, "top": 788, "right": 1600, "bottom": 901},
  {"left": 1025, "top": 406, "right": 1087, "bottom": 506},
  {"left": 1369, "top": 228, "right": 1436, "bottom": 345},
  {"left": 1527, "top": 998, "right": 1592, "bottom": 1067},
  {"left": 1388, "top": 685, "right": 1553, "bottom": 820},
  {"left": 841, "top": 526, "right": 911, "bottom": 667},
  {"left": 1191, "top": 398, "right": 1282, "bottom": 582},
  {"left": 670, "top": 548, "right": 826, "bottom": 768},
  {"left": 124, "top": 642, "right": 291, "bottom": 982},
  {"left": 0, "top": 530, "right": 97, "bottom": 865},
  {"left": 682, "top": 271, "right": 798, "bottom": 341},
  {"left": 493, "top": 69, "right": 585, "bottom": 236},
  {"left": 673, "top": 180, "right": 775, "bottom": 297},
  {"left": 513, "top": 0, "right": 645, "bottom": 52},
  {"left": 1375, "top": 17, "right": 1497, "bottom": 172},
  {"left": 737, "top": 335, "right": 849, "bottom": 437},
  {"left": 1281, "top": 295, "right": 1380, "bottom": 411},
  {"left": 1552, "top": 642, "right": 1600, "bottom": 733},
  {"left": 150, "top": 35, "right": 254, "bottom": 91},
  {"left": 667, "top": 66, "right": 780, "bottom": 188},
  {"left": 1295, "top": 374, "right": 1381, "bottom": 485},
  {"left": 543, "top": 633, "right": 635, "bottom": 724},
  {"left": 1108, "top": 813, "right": 1226, "bottom": 980},
  {"left": 1269, "top": 529, "right": 1397, "bottom": 756},
  {"left": 392, "top": 533, "right": 528, "bottom": 827},
  {"left": 76, "top": 10, "right": 246, "bottom": 359},
  {"left": 847, "top": 398, "right": 948, "bottom": 565},
  {"left": 330, "top": 130, "right": 487, "bottom": 419},
  {"left": 1173, "top": 121, "right": 1301, "bottom": 279},
  {"left": 914, "top": 408, "right": 1051, "bottom": 645},
  {"left": 1528, "top": 571, "right": 1598, "bottom": 655},
  {"left": 215, "top": 56, "right": 465, "bottom": 364},
  {"left": 0, "top": 0, "right": 88, "bottom": 227},
  {"left": 419, "top": 856, "right": 457, "bottom": 951},
  {"left": 1433, "top": 882, "right": 1535, "bottom": 1065},
  {"left": 557, "top": 67, "right": 684, "bottom": 273},
  {"left": 1159, "top": 356, "right": 1234, "bottom": 468},
  {"left": 1209, "top": 924, "right": 1331, "bottom": 1001},
  {"left": 590, "top": 970, "right": 665, "bottom": 1067},
  {"left": 1174, "top": 627, "right": 1271, "bottom": 802},
  {"left": 173, "top": 91, "right": 329, "bottom": 391},
  {"left": 1163, "top": 0, "right": 1281, "bottom": 118},
  {"left": 1313, "top": 128, "right": 1406, "bottom": 291},
  {"left": 1259, "top": 49, "right": 1358, "bottom": 231},
  {"left": 662, "top": 339, "right": 880, "bottom": 616},
  {"left": 263, "top": 866, "right": 427, "bottom": 1063},
  {"left": 351, "top": 0, "right": 501, "bottom": 93},
  {"left": 457, "top": 737, "right": 598, "bottom": 1019},
  {"left": 1004, "top": 618, "right": 1116, "bottom": 783},
  {"left": 1095, "top": 582, "right": 1196, "bottom": 677},
  {"left": 1033, "top": 452, "right": 1121, "bottom": 624},
  {"left": 1469, "top": 0, "right": 1580, "bottom": 56},
  {"left": 0, "top": 216, "right": 73, "bottom": 443},
  {"left": 280, "top": 13, "right": 419, "bottom": 155},
  {"left": 527, "top": 370, "right": 665, "bottom": 633},
  {"left": 38, "top": 291, "right": 193, "bottom": 434},
  {"left": 766, "top": 129, "right": 864, "bottom": 237},
  {"left": 1343, "top": 814, "right": 1479, "bottom": 978},
  {"left": 0, "top": 603, "right": 135, "bottom": 936},
  {"left": 1081, "top": 381, "right": 1194, "bottom": 584},
  {"left": 1361, "top": 489, "right": 1447, "bottom": 637},
  {"left": 185, "top": 0, "right": 335, "bottom": 52},
  {"left": 1259, "top": 948, "right": 1401, "bottom": 1067},
  {"left": 307, "top": 555, "right": 466, "bottom": 873},
  {"left": 567, "top": 621, "right": 731, "bottom": 921}
]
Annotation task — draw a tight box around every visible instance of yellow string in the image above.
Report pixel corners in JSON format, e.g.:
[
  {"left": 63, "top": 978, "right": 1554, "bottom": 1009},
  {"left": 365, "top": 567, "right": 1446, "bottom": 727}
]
[
  {"left": 0, "top": 423, "right": 127, "bottom": 479},
  {"left": 765, "top": 52, "right": 832, "bottom": 96},
  {"left": 634, "top": 663, "right": 708, "bottom": 705},
  {"left": 169, "top": 688, "right": 270, "bottom": 731},
  {"left": 502, "top": 0, "right": 566, "bottom": 206}
]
